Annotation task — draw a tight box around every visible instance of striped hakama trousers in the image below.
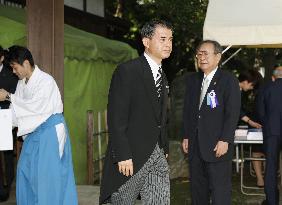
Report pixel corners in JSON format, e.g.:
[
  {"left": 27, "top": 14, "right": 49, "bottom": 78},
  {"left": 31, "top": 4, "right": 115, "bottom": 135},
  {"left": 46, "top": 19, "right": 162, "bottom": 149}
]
[{"left": 111, "top": 144, "right": 170, "bottom": 205}]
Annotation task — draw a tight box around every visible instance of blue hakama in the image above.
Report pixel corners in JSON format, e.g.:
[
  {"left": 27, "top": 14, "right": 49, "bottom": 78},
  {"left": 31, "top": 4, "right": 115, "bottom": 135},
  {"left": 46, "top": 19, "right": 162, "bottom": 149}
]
[{"left": 16, "top": 114, "right": 78, "bottom": 205}]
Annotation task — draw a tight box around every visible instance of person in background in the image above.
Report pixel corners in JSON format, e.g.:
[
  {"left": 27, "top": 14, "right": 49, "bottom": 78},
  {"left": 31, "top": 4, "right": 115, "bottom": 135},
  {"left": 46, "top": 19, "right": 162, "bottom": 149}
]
[
  {"left": 0, "top": 45, "right": 18, "bottom": 202},
  {"left": 182, "top": 40, "right": 241, "bottom": 205},
  {"left": 239, "top": 70, "right": 262, "bottom": 128},
  {"left": 238, "top": 69, "right": 264, "bottom": 187},
  {"left": 257, "top": 63, "right": 282, "bottom": 205},
  {"left": 0, "top": 46, "right": 78, "bottom": 205}
]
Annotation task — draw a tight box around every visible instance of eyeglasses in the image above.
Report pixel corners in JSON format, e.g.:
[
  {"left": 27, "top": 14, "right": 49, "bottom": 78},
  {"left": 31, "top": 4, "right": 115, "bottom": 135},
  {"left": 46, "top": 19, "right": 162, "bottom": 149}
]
[{"left": 195, "top": 51, "right": 218, "bottom": 59}]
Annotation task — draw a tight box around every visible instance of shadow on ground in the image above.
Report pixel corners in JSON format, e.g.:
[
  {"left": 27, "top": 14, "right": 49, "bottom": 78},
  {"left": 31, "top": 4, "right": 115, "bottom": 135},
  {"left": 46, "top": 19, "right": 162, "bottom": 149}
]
[
  {"left": 171, "top": 173, "right": 266, "bottom": 205},
  {"left": 3, "top": 170, "right": 279, "bottom": 205}
]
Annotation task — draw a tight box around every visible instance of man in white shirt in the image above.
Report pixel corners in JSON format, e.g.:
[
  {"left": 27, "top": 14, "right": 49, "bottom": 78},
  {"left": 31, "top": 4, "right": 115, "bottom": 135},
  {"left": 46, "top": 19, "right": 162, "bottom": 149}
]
[{"left": 0, "top": 46, "right": 78, "bottom": 205}]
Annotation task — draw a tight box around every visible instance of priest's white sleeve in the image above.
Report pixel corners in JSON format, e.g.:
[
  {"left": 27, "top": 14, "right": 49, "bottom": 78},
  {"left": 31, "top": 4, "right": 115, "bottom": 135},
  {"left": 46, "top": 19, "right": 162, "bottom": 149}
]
[{"left": 10, "top": 71, "right": 63, "bottom": 136}]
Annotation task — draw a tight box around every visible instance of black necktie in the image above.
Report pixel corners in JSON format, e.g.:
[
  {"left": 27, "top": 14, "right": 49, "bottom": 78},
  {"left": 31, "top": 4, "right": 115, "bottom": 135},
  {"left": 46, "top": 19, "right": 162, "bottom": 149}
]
[{"left": 156, "top": 67, "right": 162, "bottom": 98}]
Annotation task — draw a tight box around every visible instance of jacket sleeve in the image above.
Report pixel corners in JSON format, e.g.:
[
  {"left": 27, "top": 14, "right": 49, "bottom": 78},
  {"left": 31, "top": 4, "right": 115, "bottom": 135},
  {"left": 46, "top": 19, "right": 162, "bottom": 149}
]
[
  {"left": 182, "top": 75, "right": 191, "bottom": 140},
  {"left": 239, "top": 104, "right": 247, "bottom": 120},
  {"left": 163, "top": 126, "right": 169, "bottom": 155},
  {"left": 107, "top": 65, "right": 132, "bottom": 163},
  {"left": 220, "top": 75, "right": 241, "bottom": 143},
  {"left": 255, "top": 86, "right": 266, "bottom": 124}
]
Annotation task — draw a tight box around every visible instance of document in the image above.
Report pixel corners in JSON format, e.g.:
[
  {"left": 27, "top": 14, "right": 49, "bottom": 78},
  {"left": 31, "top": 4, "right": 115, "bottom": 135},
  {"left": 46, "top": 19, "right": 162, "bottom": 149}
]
[
  {"left": 247, "top": 128, "right": 263, "bottom": 141},
  {"left": 235, "top": 129, "right": 248, "bottom": 137},
  {"left": 0, "top": 109, "right": 13, "bottom": 150}
]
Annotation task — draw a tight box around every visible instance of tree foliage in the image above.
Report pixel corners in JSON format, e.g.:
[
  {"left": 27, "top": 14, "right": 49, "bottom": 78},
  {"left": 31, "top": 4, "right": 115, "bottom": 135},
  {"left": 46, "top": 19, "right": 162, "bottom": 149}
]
[
  {"left": 105, "top": 0, "right": 281, "bottom": 82},
  {"left": 105, "top": 0, "right": 208, "bottom": 82}
]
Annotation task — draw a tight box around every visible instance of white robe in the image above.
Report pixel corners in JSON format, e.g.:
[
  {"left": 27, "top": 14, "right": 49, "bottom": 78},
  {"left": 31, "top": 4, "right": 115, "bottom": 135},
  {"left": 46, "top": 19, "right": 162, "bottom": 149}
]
[{"left": 11, "top": 65, "right": 63, "bottom": 137}]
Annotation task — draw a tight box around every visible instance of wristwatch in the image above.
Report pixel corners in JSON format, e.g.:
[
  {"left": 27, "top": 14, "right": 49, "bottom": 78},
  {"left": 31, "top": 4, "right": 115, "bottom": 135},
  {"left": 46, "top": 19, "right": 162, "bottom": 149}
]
[{"left": 6, "top": 93, "right": 11, "bottom": 101}]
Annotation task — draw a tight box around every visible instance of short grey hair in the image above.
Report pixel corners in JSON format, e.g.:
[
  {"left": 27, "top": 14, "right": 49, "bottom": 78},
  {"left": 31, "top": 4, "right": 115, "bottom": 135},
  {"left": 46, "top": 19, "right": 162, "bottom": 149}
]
[{"left": 196, "top": 40, "right": 223, "bottom": 54}]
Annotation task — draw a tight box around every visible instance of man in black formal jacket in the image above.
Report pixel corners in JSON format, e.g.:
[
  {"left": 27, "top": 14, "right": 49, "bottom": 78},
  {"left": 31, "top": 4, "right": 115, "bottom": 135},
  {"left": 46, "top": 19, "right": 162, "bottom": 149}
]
[
  {"left": 257, "top": 63, "right": 282, "bottom": 205},
  {"left": 182, "top": 40, "right": 241, "bottom": 205},
  {"left": 0, "top": 46, "right": 18, "bottom": 202},
  {"left": 99, "top": 19, "right": 173, "bottom": 204}
]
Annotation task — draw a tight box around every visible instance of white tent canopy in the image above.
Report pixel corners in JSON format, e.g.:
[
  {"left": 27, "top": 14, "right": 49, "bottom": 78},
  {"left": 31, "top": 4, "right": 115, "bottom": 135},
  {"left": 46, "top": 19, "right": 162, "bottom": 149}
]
[{"left": 203, "top": 0, "right": 282, "bottom": 47}]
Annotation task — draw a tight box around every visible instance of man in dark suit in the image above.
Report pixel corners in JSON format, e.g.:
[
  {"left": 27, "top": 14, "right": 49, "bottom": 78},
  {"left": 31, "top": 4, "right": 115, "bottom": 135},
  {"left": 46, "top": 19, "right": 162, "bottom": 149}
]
[
  {"left": 256, "top": 63, "right": 282, "bottom": 205},
  {"left": 99, "top": 19, "right": 173, "bottom": 204},
  {"left": 182, "top": 40, "right": 241, "bottom": 205},
  {"left": 0, "top": 46, "right": 18, "bottom": 202}
]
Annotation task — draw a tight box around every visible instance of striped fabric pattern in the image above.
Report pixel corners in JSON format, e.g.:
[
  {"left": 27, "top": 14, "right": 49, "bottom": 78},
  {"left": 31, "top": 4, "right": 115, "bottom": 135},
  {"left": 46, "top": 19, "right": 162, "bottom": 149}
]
[
  {"left": 155, "top": 67, "right": 162, "bottom": 98},
  {"left": 111, "top": 144, "right": 170, "bottom": 205}
]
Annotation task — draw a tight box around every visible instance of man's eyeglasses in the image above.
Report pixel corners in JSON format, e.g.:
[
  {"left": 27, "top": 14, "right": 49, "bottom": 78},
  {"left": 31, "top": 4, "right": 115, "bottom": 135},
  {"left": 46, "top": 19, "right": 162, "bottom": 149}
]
[{"left": 195, "top": 51, "right": 218, "bottom": 59}]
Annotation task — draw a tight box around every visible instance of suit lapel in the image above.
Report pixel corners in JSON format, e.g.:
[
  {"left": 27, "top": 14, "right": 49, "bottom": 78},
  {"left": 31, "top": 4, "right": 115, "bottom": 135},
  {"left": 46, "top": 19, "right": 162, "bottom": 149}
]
[
  {"left": 161, "top": 73, "right": 169, "bottom": 125},
  {"left": 196, "top": 72, "right": 204, "bottom": 108},
  {"left": 206, "top": 69, "right": 220, "bottom": 94},
  {"left": 139, "top": 56, "right": 160, "bottom": 122},
  {"left": 199, "top": 69, "right": 221, "bottom": 110}
]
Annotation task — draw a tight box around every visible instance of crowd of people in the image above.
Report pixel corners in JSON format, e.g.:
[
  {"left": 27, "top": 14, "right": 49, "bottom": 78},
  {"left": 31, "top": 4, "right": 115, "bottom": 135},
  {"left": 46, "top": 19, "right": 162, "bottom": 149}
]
[{"left": 0, "top": 19, "right": 281, "bottom": 205}]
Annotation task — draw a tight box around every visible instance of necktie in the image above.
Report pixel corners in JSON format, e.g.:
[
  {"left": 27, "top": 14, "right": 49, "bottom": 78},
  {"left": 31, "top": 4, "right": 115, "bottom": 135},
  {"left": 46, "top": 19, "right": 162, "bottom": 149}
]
[
  {"left": 156, "top": 67, "right": 162, "bottom": 98},
  {"left": 199, "top": 76, "right": 209, "bottom": 109}
]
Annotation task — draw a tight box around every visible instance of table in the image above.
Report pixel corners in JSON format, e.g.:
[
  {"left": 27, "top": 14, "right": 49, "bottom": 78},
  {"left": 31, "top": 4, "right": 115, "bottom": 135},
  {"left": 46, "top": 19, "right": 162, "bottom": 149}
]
[{"left": 234, "top": 135, "right": 265, "bottom": 196}]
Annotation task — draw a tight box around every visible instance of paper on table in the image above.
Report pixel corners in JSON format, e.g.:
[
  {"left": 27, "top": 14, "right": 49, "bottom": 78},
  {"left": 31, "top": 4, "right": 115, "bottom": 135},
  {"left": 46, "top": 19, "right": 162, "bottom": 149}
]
[
  {"left": 0, "top": 109, "right": 13, "bottom": 150},
  {"left": 235, "top": 129, "right": 248, "bottom": 137},
  {"left": 247, "top": 129, "right": 263, "bottom": 141}
]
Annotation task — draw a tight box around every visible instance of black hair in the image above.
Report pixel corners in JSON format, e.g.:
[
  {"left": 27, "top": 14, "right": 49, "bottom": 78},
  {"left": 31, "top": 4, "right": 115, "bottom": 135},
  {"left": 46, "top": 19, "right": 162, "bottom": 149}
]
[
  {"left": 0, "top": 46, "right": 9, "bottom": 64},
  {"left": 140, "top": 19, "right": 173, "bottom": 39},
  {"left": 238, "top": 69, "right": 262, "bottom": 88},
  {"left": 7, "top": 45, "right": 34, "bottom": 67},
  {"left": 0, "top": 45, "right": 4, "bottom": 57}
]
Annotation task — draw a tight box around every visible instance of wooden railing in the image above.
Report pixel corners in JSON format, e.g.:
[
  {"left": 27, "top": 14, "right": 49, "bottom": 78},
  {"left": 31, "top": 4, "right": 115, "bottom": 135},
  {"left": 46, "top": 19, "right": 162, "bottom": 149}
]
[{"left": 86, "top": 110, "right": 108, "bottom": 185}]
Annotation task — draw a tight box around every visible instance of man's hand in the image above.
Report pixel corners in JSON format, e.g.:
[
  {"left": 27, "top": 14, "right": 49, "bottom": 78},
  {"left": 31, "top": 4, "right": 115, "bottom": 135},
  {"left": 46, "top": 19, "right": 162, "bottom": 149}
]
[
  {"left": 248, "top": 120, "right": 262, "bottom": 129},
  {"left": 118, "top": 159, "right": 133, "bottom": 177},
  {"left": 214, "top": 141, "right": 228, "bottom": 158},
  {"left": 182, "top": 139, "right": 189, "bottom": 153},
  {"left": 0, "top": 89, "right": 8, "bottom": 101}
]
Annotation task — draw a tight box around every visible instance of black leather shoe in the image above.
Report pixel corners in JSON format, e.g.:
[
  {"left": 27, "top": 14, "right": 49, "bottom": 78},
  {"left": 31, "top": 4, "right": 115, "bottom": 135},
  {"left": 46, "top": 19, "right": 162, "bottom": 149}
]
[{"left": 0, "top": 188, "right": 9, "bottom": 202}]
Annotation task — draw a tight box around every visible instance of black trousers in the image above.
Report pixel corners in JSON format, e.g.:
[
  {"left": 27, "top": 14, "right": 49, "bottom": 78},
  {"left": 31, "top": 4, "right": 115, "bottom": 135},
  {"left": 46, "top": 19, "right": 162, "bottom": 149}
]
[
  {"left": 264, "top": 135, "right": 281, "bottom": 205},
  {"left": 189, "top": 138, "right": 232, "bottom": 205},
  {"left": 0, "top": 129, "right": 16, "bottom": 195},
  {"left": 0, "top": 150, "right": 14, "bottom": 191}
]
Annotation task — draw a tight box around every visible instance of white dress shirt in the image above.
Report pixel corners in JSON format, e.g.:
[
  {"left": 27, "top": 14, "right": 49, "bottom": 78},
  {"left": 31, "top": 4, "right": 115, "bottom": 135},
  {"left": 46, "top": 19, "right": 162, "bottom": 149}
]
[
  {"left": 201, "top": 67, "right": 218, "bottom": 91},
  {"left": 144, "top": 52, "right": 162, "bottom": 84}
]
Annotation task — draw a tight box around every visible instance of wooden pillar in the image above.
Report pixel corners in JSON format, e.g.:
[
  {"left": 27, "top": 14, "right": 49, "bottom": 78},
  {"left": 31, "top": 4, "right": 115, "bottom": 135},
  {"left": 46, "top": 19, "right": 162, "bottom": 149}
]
[
  {"left": 87, "top": 110, "right": 94, "bottom": 184},
  {"left": 26, "top": 0, "right": 64, "bottom": 97}
]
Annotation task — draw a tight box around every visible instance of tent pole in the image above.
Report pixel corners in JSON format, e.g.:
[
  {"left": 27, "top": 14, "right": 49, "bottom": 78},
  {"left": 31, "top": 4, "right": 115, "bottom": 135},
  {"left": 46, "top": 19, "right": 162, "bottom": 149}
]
[
  {"left": 222, "top": 45, "right": 232, "bottom": 54},
  {"left": 222, "top": 48, "right": 242, "bottom": 66}
]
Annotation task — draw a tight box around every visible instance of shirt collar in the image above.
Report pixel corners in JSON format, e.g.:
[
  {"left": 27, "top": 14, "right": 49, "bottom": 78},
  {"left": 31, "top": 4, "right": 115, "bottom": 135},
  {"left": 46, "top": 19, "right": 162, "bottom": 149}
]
[
  {"left": 203, "top": 67, "right": 218, "bottom": 82},
  {"left": 0, "top": 64, "right": 3, "bottom": 73},
  {"left": 24, "top": 65, "right": 40, "bottom": 87},
  {"left": 144, "top": 52, "right": 162, "bottom": 82},
  {"left": 144, "top": 52, "right": 162, "bottom": 71}
]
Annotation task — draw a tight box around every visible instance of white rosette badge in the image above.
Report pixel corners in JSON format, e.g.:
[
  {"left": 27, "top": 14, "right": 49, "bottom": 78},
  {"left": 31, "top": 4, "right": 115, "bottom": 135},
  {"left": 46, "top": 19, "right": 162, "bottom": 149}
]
[{"left": 207, "top": 90, "right": 219, "bottom": 108}]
